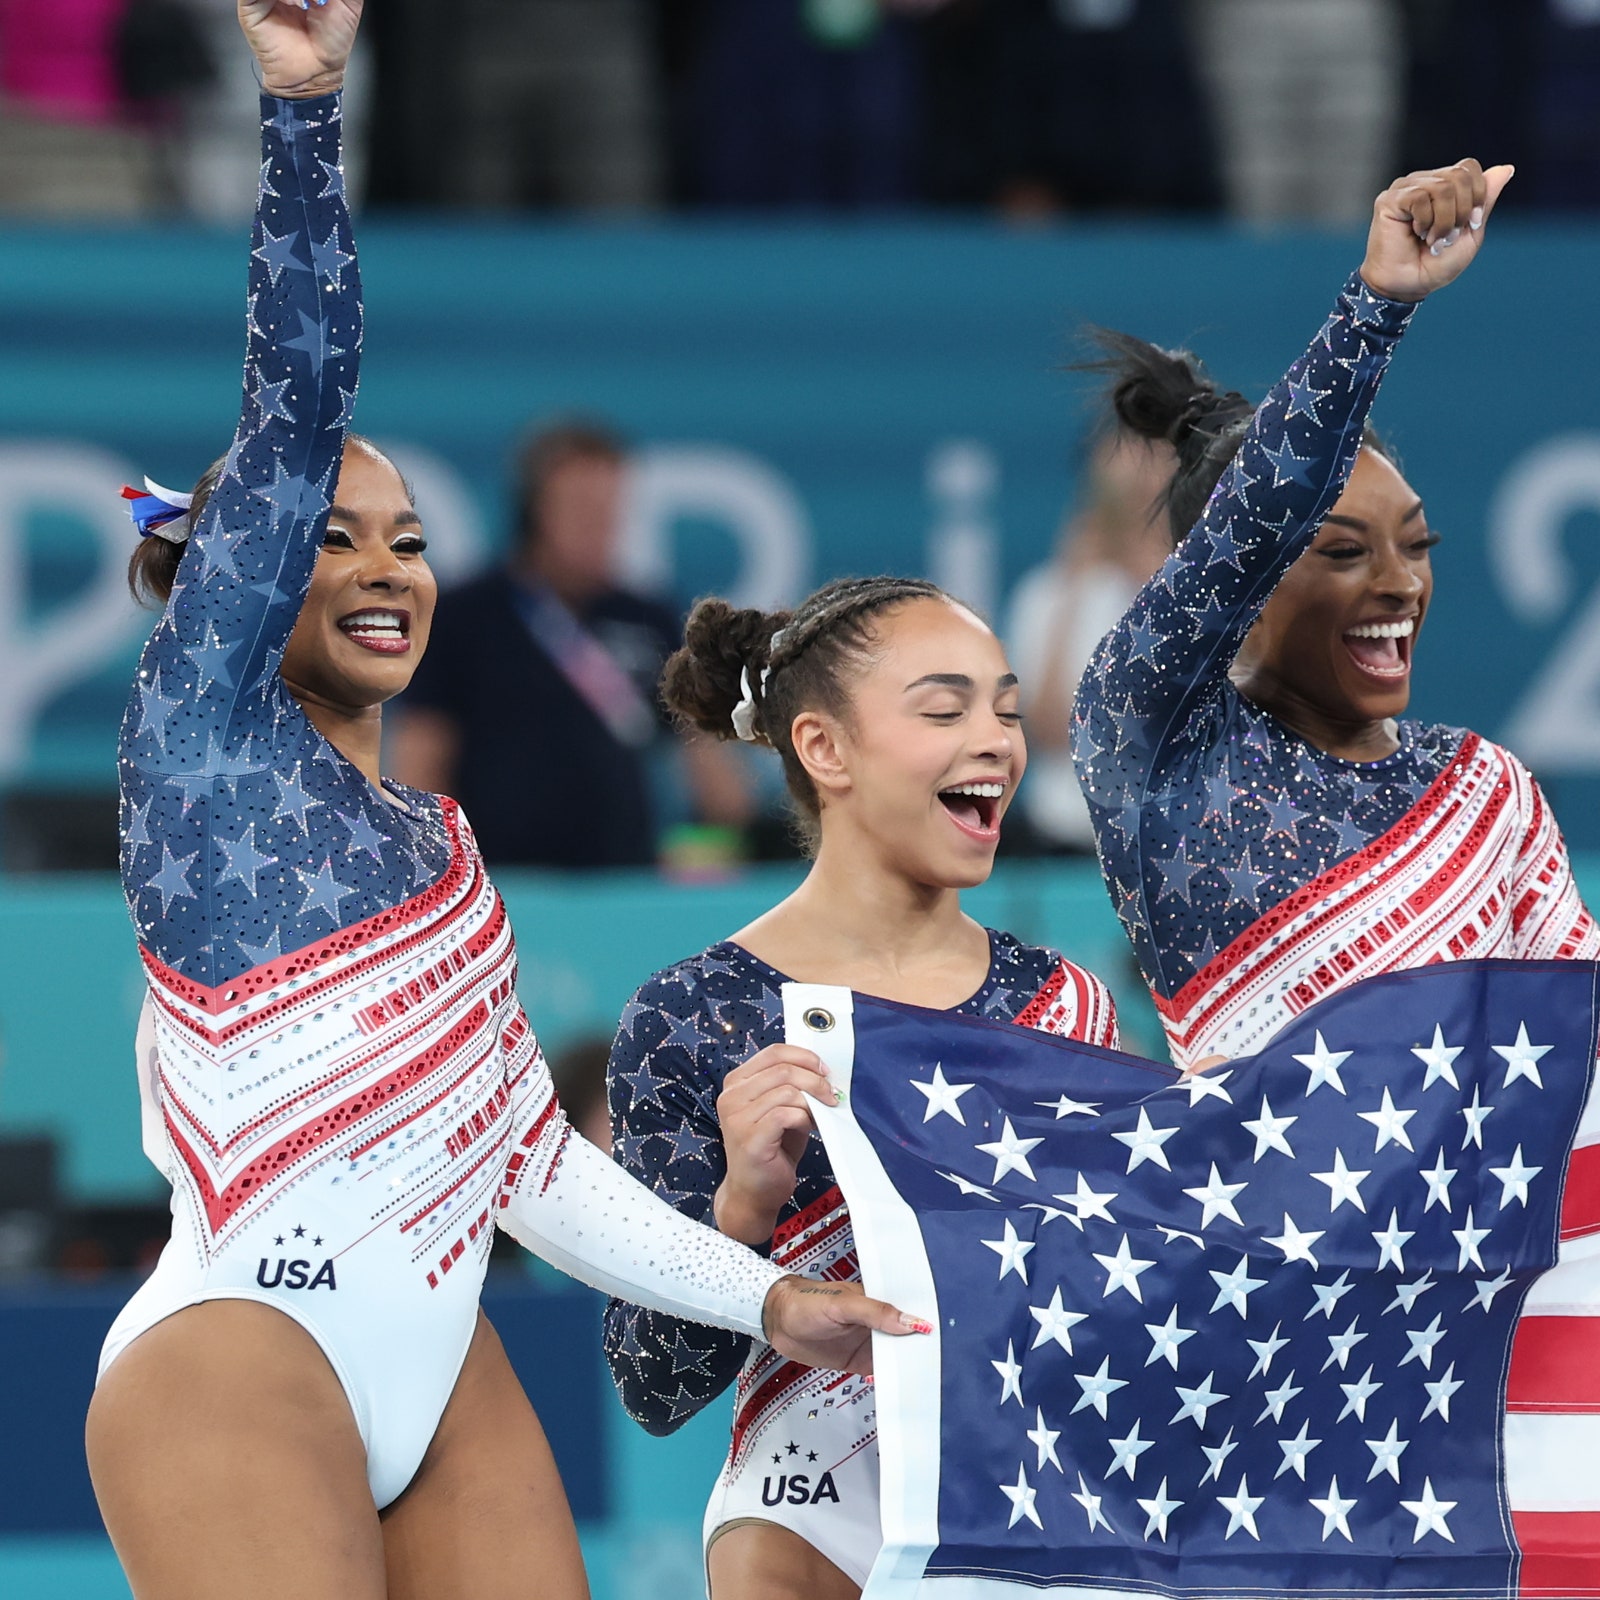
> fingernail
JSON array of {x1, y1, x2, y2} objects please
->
[
  {"x1": 1428, "y1": 238, "x2": 1447, "y2": 257},
  {"x1": 900, "y1": 1313, "x2": 934, "y2": 1334},
  {"x1": 832, "y1": 1089, "x2": 844, "y2": 1106},
  {"x1": 1470, "y1": 205, "x2": 1484, "y2": 230}
]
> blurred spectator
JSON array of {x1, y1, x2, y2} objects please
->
[
  {"x1": 1004, "y1": 430, "x2": 1173, "y2": 852},
  {"x1": 390, "y1": 421, "x2": 752, "y2": 869},
  {"x1": 549, "y1": 1036, "x2": 615, "y2": 1151},
  {"x1": 370, "y1": 0, "x2": 661, "y2": 208},
  {"x1": 1403, "y1": 0, "x2": 1600, "y2": 211},
  {"x1": 681, "y1": 0, "x2": 922, "y2": 206},
  {"x1": 921, "y1": 0, "x2": 1218, "y2": 217},
  {"x1": 1189, "y1": 0, "x2": 1404, "y2": 225}
]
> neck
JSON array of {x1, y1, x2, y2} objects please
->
[
  {"x1": 287, "y1": 683, "x2": 386, "y2": 789},
  {"x1": 515, "y1": 548, "x2": 597, "y2": 609},
  {"x1": 1231, "y1": 667, "x2": 1400, "y2": 761}
]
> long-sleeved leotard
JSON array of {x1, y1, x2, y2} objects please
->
[
  {"x1": 1071, "y1": 271, "x2": 1595, "y2": 1069},
  {"x1": 102, "y1": 94, "x2": 788, "y2": 1511},
  {"x1": 1073, "y1": 274, "x2": 1600, "y2": 1587},
  {"x1": 604, "y1": 935, "x2": 1119, "y2": 1583}
]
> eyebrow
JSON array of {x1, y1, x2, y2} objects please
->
[
  {"x1": 328, "y1": 504, "x2": 423, "y2": 529},
  {"x1": 904, "y1": 672, "x2": 1020, "y2": 693},
  {"x1": 1321, "y1": 499, "x2": 1426, "y2": 532}
]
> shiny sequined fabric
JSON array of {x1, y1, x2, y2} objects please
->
[
  {"x1": 119, "y1": 94, "x2": 452, "y2": 987},
  {"x1": 603, "y1": 933, "x2": 1120, "y2": 1435},
  {"x1": 1069, "y1": 273, "x2": 1463, "y2": 1003}
]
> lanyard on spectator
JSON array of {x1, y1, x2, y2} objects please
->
[{"x1": 510, "y1": 581, "x2": 658, "y2": 750}]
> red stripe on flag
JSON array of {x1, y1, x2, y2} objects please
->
[
  {"x1": 1561, "y1": 1143, "x2": 1600, "y2": 1241},
  {"x1": 1515, "y1": 1511, "x2": 1600, "y2": 1597},
  {"x1": 1509, "y1": 1316, "x2": 1600, "y2": 1413}
]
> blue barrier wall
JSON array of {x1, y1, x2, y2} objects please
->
[{"x1": 4, "y1": 222, "x2": 1600, "y2": 832}]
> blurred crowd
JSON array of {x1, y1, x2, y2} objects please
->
[{"x1": 3, "y1": 0, "x2": 1600, "y2": 220}]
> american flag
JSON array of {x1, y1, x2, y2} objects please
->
[{"x1": 791, "y1": 960, "x2": 1600, "y2": 1598}]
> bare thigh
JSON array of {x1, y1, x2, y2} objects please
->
[
  {"x1": 86, "y1": 1300, "x2": 384, "y2": 1600},
  {"x1": 380, "y1": 1310, "x2": 590, "y2": 1600},
  {"x1": 708, "y1": 1521, "x2": 860, "y2": 1600}
]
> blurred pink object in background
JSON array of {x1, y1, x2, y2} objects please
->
[{"x1": 0, "y1": 0, "x2": 127, "y2": 123}]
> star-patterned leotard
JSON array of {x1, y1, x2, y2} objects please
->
[
  {"x1": 604, "y1": 934, "x2": 1119, "y2": 1585},
  {"x1": 99, "y1": 92, "x2": 819, "y2": 1511},
  {"x1": 1072, "y1": 274, "x2": 1600, "y2": 1577},
  {"x1": 1070, "y1": 271, "x2": 1595, "y2": 1070}
]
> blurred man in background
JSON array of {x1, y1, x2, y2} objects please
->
[{"x1": 391, "y1": 421, "x2": 751, "y2": 869}]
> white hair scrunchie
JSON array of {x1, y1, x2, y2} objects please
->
[{"x1": 731, "y1": 667, "x2": 760, "y2": 742}]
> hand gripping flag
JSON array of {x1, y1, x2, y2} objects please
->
[{"x1": 787, "y1": 960, "x2": 1600, "y2": 1600}]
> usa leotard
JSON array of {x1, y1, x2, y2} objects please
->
[
  {"x1": 101, "y1": 92, "x2": 786, "y2": 1510},
  {"x1": 604, "y1": 936, "x2": 1119, "y2": 1585},
  {"x1": 1070, "y1": 271, "x2": 1598, "y2": 1069}
]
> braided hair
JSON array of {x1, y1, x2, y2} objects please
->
[
  {"x1": 663, "y1": 574, "x2": 951, "y2": 852},
  {"x1": 1078, "y1": 329, "x2": 1390, "y2": 546}
]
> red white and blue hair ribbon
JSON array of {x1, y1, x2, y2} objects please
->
[{"x1": 121, "y1": 478, "x2": 193, "y2": 544}]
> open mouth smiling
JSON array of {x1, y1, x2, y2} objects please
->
[
  {"x1": 1341, "y1": 616, "x2": 1414, "y2": 684},
  {"x1": 937, "y1": 780, "x2": 1006, "y2": 842},
  {"x1": 337, "y1": 608, "x2": 412, "y2": 655}
]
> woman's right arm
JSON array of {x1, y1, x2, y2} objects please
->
[{"x1": 1072, "y1": 160, "x2": 1510, "y2": 812}]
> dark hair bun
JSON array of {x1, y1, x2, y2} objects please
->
[{"x1": 662, "y1": 598, "x2": 793, "y2": 740}]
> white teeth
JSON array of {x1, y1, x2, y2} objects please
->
[
  {"x1": 1345, "y1": 619, "x2": 1414, "y2": 640},
  {"x1": 342, "y1": 611, "x2": 403, "y2": 633},
  {"x1": 945, "y1": 782, "x2": 1005, "y2": 798}
]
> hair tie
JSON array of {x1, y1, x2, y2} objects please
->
[
  {"x1": 121, "y1": 477, "x2": 193, "y2": 544},
  {"x1": 731, "y1": 666, "x2": 761, "y2": 742}
]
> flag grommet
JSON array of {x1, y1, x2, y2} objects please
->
[{"x1": 803, "y1": 1007, "x2": 836, "y2": 1033}]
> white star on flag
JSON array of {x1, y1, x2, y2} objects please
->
[
  {"x1": 1209, "y1": 1255, "x2": 1266, "y2": 1317},
  {"x1": 1421, "y1": 1362, "x2": 1465, "y2": 1422},
  {"x1": 1094, "y1": 1234, "x2": 1156, "y2": 1302},
  {"x1": 1460, "y1": 1086, "x2": 1495, "y2": 1149},
  {"x1": 1312, "y1": 1149, "x2": 1370, "y2": 1213},
  {"x1": 1411, "y1": 1025, "x2": 1463, "y2": 1090},
  {"x1": 1137, "y1": 1477, "x2": 1182, "y2": 1541},
  {"x1": 981, "y1": 1219, "x2": 1034, "y2": 1283},
  {"x1": 1027, "y1": 1407, "x2": 1062, "y2": 1472},
  {"x1": 1400, "y1": 1478, "x2": 1457, "y2": 1543},
  {"x1": 1337, "y1": 1366, "x2": 1383, "y2": 1423},
  {"x1": 991, "y1": 1340, "x2": 1024, "y2": 1406},
  {"x1": 1144, "y1": 1304, "x2": 1196, "y2": 1369},
  {"x1": 1028, "y1": 1286, "x2": 1087, "y2": 1353},
  {"x1": 1489, "y1": 1144, "x2": 1541, "y2": 1209},
  {"x1": 1035, "y1": 1094, "x2": 1100, "y2": 1119},
  {"x1": 1384, "y1": 1272, "x2": 1435, "y2": 1315},
  {"x1": 1247, "y1": 1322, "x2": 1290, "y2": 1378},
  {"x1": 1371, "y1": 1209, "x2": 1415, "y2": 1272},
  {"x1": 1199, "y1": 1427, "x2": 1238, "y2": 1485},
  {"x1": 1071, "y1": 1357, "x2": 1127, "y2": 1418},
  {"x1": 1493, "y1": 1022, "x2": 1553, "y2": 1089},
  {"x1": 1171, "y1": 1370, "x2": 1228, "y2": 1428},
  {"x1": 1365, "y1": 1419, "x2": 1409, "y2": 1482},
  {"x1": 1307, "y1": 1270, "x2": 1356, "y2": 1319},
  {"x1": 1054, "y1": 1172, "x2": 1117, "y2": 1226},
  {"x1": 938, "y1": 1170, "x2": 997, "y2": 1199},
  {"x1": 975, "y1": 1116, "x2": 1044, "y2": 1183},
  {"x1": 1107, "y1": 1419, "x2": 1154, "y2": 1480},
  {"x1": 1071, "y1": 1472, "x2": 1112, "y2": 1533},
  {"x1": 1264, "y1": 1212, "x2": 1324, "y2": 1266},
  {"x1": 1322, "y1": 1317, "x2": 1367, "y2": 1372},
  {"x1": 911, "y1": 1063, "x2": 976, "y2": 1123},
  {"x1": 1420, "y1": 1149, "x2": 1457, "y2": 1213},
  {"x1": 1275, "y1": 1420, "x2": 1321, "y2": 1480},
  {"x1": 1000, "y1": 1462, "x2": 1043, "y2": 1529},
  {"x1": 1357, "y1": 1087, "x2": 1418, "y2": 1153},
  {"x1": 1182, "y1": 1162, "x2": 1249, "y2": 1228},
  {"x1": 1112, "y1": 1107, "x2": 1180, "y2": 1173},
  {"x1": 1176, "y1": 1067, "x2": 1233, "y2": 1105},
  {"x1": 1452, "y1": 1207, "x2": 1491, "y2": 1271},
  {"x1": 1311, "y1": 1476, "x2": 1358, "y2": 1542},
  {"x1": 1241, "y1": 1095, "x2": 1298, "y2": 1162},
  {"x1": 1400, "y1": 1314, "x2": 1446, "y2": 1371},
  {"x1": 1218, "y1": 1475, "x2": 1265, "y2": 1540},
  {"x1": 1293, "y1": 1031, "x2": 1351, "y2": 1095},
  {"x1": 1257, "y1": 1371, "x2": 1303, "y2": 1424},
  {"x1": 1470, "y1": 1267, "x2": 1515, "y2": 1312}
]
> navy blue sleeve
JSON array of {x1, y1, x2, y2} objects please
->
[
  {"x1": 1071, "y1": 274, "x2": 1414, "y2": 949},
  {"x1": 601, "y1": 974, "x2": 752, "y2": 1435}
]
